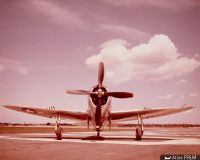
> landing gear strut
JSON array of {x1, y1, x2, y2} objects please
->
[
  {"x1": 108, "y1": 118, "x2": 111, "y2": 130},
  {"x1": 135, "y1": 113, "x2": 143, "y2": 140},
  {"x1": 55, "y1": 114, "x2": 63, "y2": 140},
  {"x1": 97, "y1": 130, "x2": 100, "y2": 137}
]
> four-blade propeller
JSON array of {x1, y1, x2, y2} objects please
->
[{"x1": 66, "y1": 62, "x2": 134, "y2": 99}]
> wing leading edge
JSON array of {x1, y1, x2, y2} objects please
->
[
  {"x1": 2, "y1": 105, "x2": 88, "y2": 120},
  {"x1": 109, "y1": 106, "x2": 193, "y2": 121},
  {"x1": 2, "y1": 105, "x2": 193, "y2": 122}
]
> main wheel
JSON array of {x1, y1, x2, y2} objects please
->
[
  {"x1": 135, "y1": 127, "x2": 143, "y2": 140},
  {"x1": 55, "y1": 126, "x2": 63, "y2": 140}
]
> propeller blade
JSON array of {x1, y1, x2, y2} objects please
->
[
  {"x1": 104, "y1": 92, "x2": 133, "y2": 98},
  {"x1": 66, "y1": 90, "x2": 90, "y2": 95},
  {"x1": 98, "y1": 62, "x2": 104, "y2": 88}
]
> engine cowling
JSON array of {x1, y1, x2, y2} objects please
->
[{"x1": 90, "y1": 85, "x2": 108, "y2": 106}]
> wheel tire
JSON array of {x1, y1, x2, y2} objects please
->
[
  {"x1": 55, "y1": 127, "x2": 63, "y2": 140},
  {"x1": 136, "y1": 127, "x2": 142, "y2": 140}
]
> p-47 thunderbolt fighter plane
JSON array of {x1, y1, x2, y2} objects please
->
[{"x1": 2, "y1": 62, "x2": 192, "y2": 140}]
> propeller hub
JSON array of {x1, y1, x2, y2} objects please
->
[{"x1": 96, "y1": 88, "x2": 104, "y2": 97}]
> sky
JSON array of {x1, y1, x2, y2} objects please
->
[{"x1": 0, "y1": 0, "x2": 200, "y2": 124}]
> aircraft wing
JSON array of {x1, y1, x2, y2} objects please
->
[
  {"x1": 109, "y1": 106, "x2": 193, "y2": 121},
  {"x1": 2, "y1": 105, "x2": 88, "y2": 120}
]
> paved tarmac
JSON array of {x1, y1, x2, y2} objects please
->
[{"x1": 0, "y1": 127, "x2": 200, "y2": 160}]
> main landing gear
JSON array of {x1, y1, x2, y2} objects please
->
[
  {"x1": 135, "y1": 113, "x2": 144, "y2": 140},
  {"x1": 55, "y1": 114, "x2": 63, "y2": 140}
]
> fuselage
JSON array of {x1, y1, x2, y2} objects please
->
[{"x1": 87, "y1": 85, "x2": 111, "y2": 130}]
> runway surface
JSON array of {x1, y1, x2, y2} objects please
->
[{"x1": 0, "y1": 127, "x2": 200, "y2": 160}]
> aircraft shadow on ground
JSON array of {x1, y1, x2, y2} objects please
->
[{"x1": 20, "y1": 135, "x2": 174, "y2": 141}]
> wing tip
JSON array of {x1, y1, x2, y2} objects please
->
[
  {"x1": 181, "y1": 105, "x2": 194, "y2": 111},
  {"x1": 1, "y1": 105, "x2": 17, "y2": 110},
  {"x1": 1, "y1": 105, "x2": 9, "y2": 108}
]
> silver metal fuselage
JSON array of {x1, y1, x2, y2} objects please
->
[{"x1": 87, "y1": 85, "x2": 111, "y2": 130}]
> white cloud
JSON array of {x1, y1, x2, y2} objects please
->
[
  {"x1": 158, "y1": 94, "x2": 173, "y2": 100},
  {"x1": 100, "y1": 39, "x2": 130, "y2": 48},
  {"x1": 0, "y1": 58, "x2": 29, "y2": 75},
  {"x1": 101, "y1": 0, "x2": 200, "y2": 11},
  {"x1": 99, "y1": 24, "x2": 149, "y2": 39},
  {"x1": 194, "y1": 53, "x2": 199, "y2": 58},
  {"x1": 175, "y1": 79, "x2": 187, "y2": 85},
  {"x1": 85, "y1": 34, "x2": 200, "y2": 83},
  {"x1": 23, "y1": 0, "x2": 88, "y2": 29},
  {"x1": 87, "y1": 46, "x2": 94, "y2": 52},
  {"x1": 180, "y1": 95, "x2": 185, "y2": 99},
  {"x1": 0, "y1": 57, "x2": 71, "y2": 75},
  {"x1": 36, "y1": 65, "x2": 70, "y2": 71},
  {"x1": 190, "y1": 93, "x2": 199, "y2": 97}
]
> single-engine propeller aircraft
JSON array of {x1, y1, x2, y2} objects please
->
[{"x1": 2, "y1": 62, "x2": 193, "y2": 140}]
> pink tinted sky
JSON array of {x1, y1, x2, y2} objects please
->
[{"x1": 0, "y1": 0, "x2": 200, "y2": 124}]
